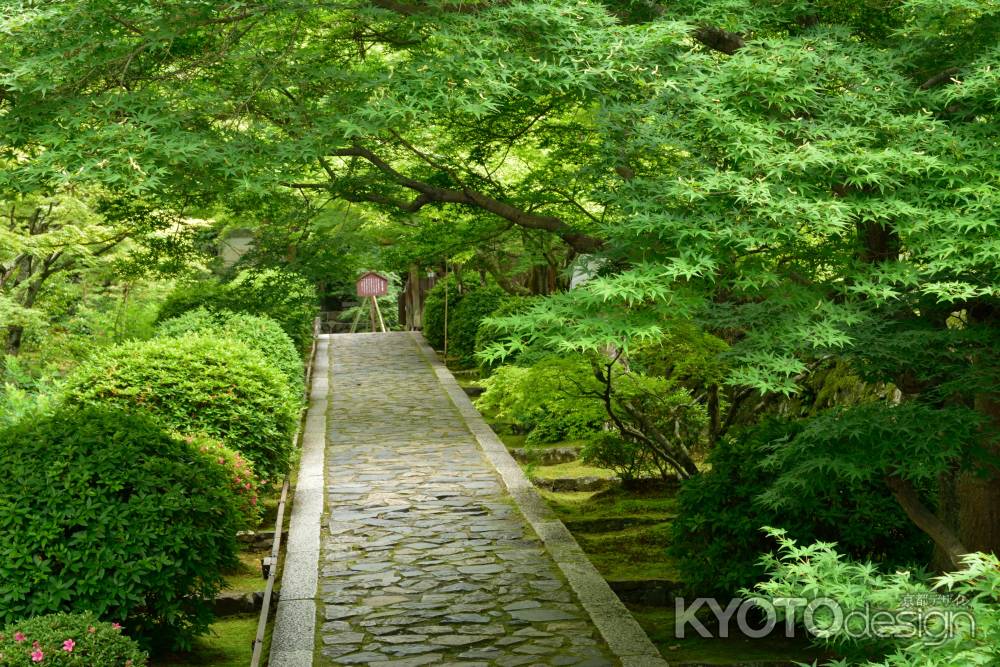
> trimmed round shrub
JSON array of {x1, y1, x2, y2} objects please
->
[
  {"x1": 448, "y1": 284, "x2": 505, "y2": 368},
  {"x1": 0, "y1": 408, "x2": 243, "y2": 650},
  {"x1": 156, "y1": 308, "x2": 304, "y2": 400},
  {"x1": 157, "y1": 269, "x2": 318, "y2": 353},
  {"x1": 63, "y1": 335, "x2": 298, "y2": 480},
  {"x1": 669, "y1": 418, "x2": 931, "y2": 598},
  {"x1": 0, "y1": 613, "x2": 147, "y2": 666},
  {"x1": 187, "y1": 435, "x2": 262, "y2": 528},
  {"x1": 154, "y1": 306, "x2": 218, "y2": 338}
]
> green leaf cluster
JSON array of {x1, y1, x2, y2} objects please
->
[
  {"x1": 752, "y1": 530, "x2": 1000, "y2": 666},
  {"x1": 157, "y1": 268, "x2": 318, "y2": 353},
  {"x1": 670, "y1": 418, "x2": 930, "y2": 598}
]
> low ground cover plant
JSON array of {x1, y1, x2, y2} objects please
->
[{"x1": 0, "y1": 613, "x2": 147, "y2": 666}]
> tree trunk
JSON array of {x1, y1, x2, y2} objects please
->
[
  {"x1": 5, "y1": 325, "x2": 24, "y2": 356},
  {"x1": 958, "y1": 394, "x2": 1000, "y2": 556}
]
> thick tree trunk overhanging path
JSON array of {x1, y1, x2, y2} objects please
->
[{"x1": 270, "y1": 332, "x2": 663, "y2": 666}]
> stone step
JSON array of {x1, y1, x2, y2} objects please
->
[{"x1": 510, "y1": 446, "x2": 580, "y2": 465}]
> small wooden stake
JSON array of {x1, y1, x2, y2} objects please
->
[{"x1": 372, "y1": 295, "x2": 387, "y2": 332}]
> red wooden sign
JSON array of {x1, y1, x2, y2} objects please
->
[{"x1": 356, "y1": 271, "x2": 388, "y2": 297}]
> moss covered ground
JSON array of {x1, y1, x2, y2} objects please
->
[
  {"x1": 150, "y1": 615, "x2": 265, "y2": 667},
  {"x1": 521, "y1": 447, "x2": 832, "y2": 664}
]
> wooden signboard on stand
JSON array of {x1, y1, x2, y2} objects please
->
[{"x1": 352, "y1": 272, "x2": 388, "y2": 333}]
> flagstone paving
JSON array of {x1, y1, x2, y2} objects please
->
[{"x1": 317, "y1": 332, "x2": 618, "y2": 667}]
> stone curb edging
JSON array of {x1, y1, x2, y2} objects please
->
[
  {"x1": 268, "y1": 336, "x2": 331, "y2": 667},
  {"x1": 410, "y1": 332, "x2": 669, "y2": 667}
]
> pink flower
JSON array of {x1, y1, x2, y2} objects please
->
[
  {"x1": 13, "y1": 632, "x2": 25, "y2": 643},
  {"x1": 87, "y1": 626, "x2": 96, "y2": 634},
  {"x1": 111, "y1": 623, "x2": 122, "y2": 630},
  {"x1": 218, "y1": 457, "x2": 225, "y2": 465},
  {"x1": 62, "y1": 639, "x2": 75, "y2": 652},
  {"x1": 244, "y1": 482, "x2": 251, "y2": 490},
  {"x1": 30, "y1": 649, "x2": 43, "y2": 662}
]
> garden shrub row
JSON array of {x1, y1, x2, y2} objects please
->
[
  {"x1": 0, "y1": 409, "x2": 242, "y2": 656},
  {"x1": 0, "y1": 270, "x2": 316, "y2": 659}
]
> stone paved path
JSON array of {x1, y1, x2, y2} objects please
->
[{"x1": 317, "y1": 333, "x2": 618, "y2": 666}]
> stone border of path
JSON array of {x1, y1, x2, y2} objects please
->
[
  {"x1": 411, "y1": 332, "x2": 669, "y2": 667},
  {"x1": 268, "y1": 335, "x2": 330, "y2": 667}
]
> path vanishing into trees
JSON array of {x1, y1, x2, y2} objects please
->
[{"x1": 269, "y1": 332, "x2": 664, "y2": 667}]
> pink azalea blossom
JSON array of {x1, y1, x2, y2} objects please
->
[
  {"x1": 111, "y1": 623, "x2": 122, "y2": 630},
  {"x1": 30, "y1": 649, "x2": 43, "y2": 662},
  {"x1": 13, "y1": 632, "x2": 25, "y2": 643},
  {"x1": 62, "y1": 639, "x2": 75, "y2": 652}
]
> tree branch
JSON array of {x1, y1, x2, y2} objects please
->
[
  {"x1": 323, "y1": 145, "x2": 604, "y2": 252},
  {"x1": 692, "y1": 26, "x2": 746, "y2": 55},
  {"x1": 368, "y1": 0, "x2": 509, "y2": 15},
  {"x1": 919, "y1": 67, "x2": 960, "y2": 90},
  {"x1": 886, "y1": 475, "x2": 968, "y2": 570}
]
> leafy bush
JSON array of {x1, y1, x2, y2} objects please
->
[
  {"x1": 476, "y1": 356, "x2": 606, "y2": 444},
  {"x1": 581, "y1": 431, "x2": 659, "y2": 484},
  {"x1": 63, "y1": 335, "x2": 298, "y2": 480},
  {"x1": 447, "y1": 284, "x2": 505, "y2": 367},
  {"x1": 188, "y1": 436, "x2": 262, "y2": 528},
  {"x1": 0, "y1": 408, "x2": 242, "y2": 650},
  {"x1": 421, "y1": 276, "x2": 461, "y2": 350},
  {"x1": 670, "y1": 418, "x2": 931, "y2": 598},
  {"x1": 154, "y1": 306, "x2": 218, "y2": 337},
  {"x1": 751, "y1": 531, "x2": 999, "y2": 666},
  {"x1": 155, "y1": 280, "x2": 228, "y2": 325},
  {"x1": 0, "y1": 356, "x2": 58, "y2": 427},
  {"x1": 0, "y1": 613, "x2": 147, "y2": 666},
  {"x1": 157, "y1": 268, "x2": 317, "y2": 352},
  {"x1": 156, "y1": 308, "x2": 304, "y2": 399}
]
